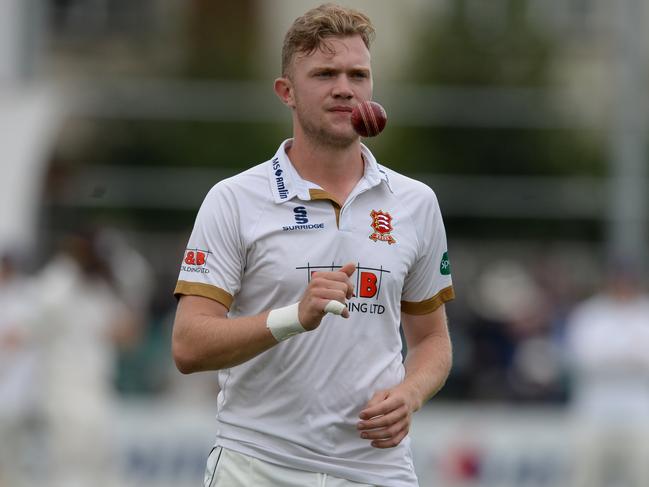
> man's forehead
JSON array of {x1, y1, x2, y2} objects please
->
[{"x1": 295, "y1": 35, "x2": 371, "y2": 67}]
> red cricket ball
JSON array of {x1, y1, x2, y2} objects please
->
[{"x1": 351, "y1": 101, "x2": 387, "y2": 137}]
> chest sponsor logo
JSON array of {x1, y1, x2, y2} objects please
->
[
  {"x1": 272, "y1": 157, "x2": 289, "y2": 199},
  {"x1": 369, "y1": 210, "x2": 396, "y2": 245},
  {"x1": 296, "y1": 263, "x2": 391, "y2": 315},
  {"x1": 181, "y1": 248, "x2": 211, "y2": 273},
  {"x1": 283, "y1": 206, "x2": 325, "y2": 231}
]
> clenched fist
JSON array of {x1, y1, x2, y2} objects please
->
[{"x1": 298, "y1": 262, "x2": 355, "y2": 330}]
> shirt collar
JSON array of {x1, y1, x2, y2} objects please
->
[
  {"x1": 267, "y1": 139, "x2": 392, "y2": 204},
  {"x1": 360, "y1": 142, "x2": 393, "y2": 193},
  {"x1": 267, "y1": 139, "x2": 298, "y2": 203}
]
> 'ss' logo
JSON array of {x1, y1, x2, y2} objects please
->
[{"x1": 294, "y1": 206, "x2": 308, "y2": 224}]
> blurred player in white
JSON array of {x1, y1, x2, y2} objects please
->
[
  {"x1": 36, "y1": 231, "x2": 138, "y2": 487},
  {"x1": 0, "y1": 253, "x2": 41, "y2": 487},
  {"x1": 172, "y1": 4, "x2": 454, "y2": 486},
  {"x1": 565, "y1": 260, "x2": 649, "y2": 487}
]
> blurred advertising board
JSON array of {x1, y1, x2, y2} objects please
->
[{"x1": 112, "y1": 401, "x2": 573, "y2": 487}]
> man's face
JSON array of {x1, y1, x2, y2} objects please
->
[{"x1": 282, "y1": 35, "x2": 373, "y2": 148}]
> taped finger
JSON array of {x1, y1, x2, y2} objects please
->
[{"x1": 324, "y1": 300, "x2": 346, "y2": 315}]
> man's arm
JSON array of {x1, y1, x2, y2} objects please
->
[
  {"x1": 172, "y1": 295, "x2": 276, "y2": 373},
  {"x1": 401, "y1": 304, "x2": 453, "y2": 405},
  {"x1": 357, "y1": 304, "x2": 452, "y2": 448},
  {"x1": 172, "y1": 263, "x2": 355, "y2": 373}
]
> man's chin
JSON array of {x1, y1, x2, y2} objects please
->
[
  {"x1": 317, "y1": 127, "x2": 359, "y2": 148},
  {"x1": 298, "y1": 118, "x2": 359, "y2": 148}
]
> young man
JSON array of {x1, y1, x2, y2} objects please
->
[{"x1": 172, "y1": 4, "x2": 454, "y2": 486}]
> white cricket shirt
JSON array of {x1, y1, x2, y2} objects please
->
[
  {"x1": 175, "y1": 139, "x2": 454, "y2": 486},
  {"x1": 566, "y1": 294, "x2": 649, "y2": 423}
]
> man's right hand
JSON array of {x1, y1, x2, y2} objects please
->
[{"x1": 298, "y1": 262, "x2": 356, "y2": 330}]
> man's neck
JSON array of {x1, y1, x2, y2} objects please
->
[{"x1": 286, "y1": 136, "x2": 364, "y2": 205}]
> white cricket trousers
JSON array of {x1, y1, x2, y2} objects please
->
[{"x1": 204, "y1": 447, "x2": 377, "y2": 487}]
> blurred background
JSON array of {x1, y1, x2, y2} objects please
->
[{"x1": 1, "y1": 0, "x2": 649, "y2": 486}]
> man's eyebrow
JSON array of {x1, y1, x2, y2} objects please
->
[
  {"x1": 308, "y1": 66, "x2": 338, "y2": 73},
  {"x1": 307, "y1": 66, "x2": 370, "y2": 74}
]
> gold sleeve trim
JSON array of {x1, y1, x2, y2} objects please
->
[
  {"x1": 174, "y1": 280, "x2": 234, "y2": 309},
  {"x1": 401, "y1": 286, "x2": 455, "y2": 315}
]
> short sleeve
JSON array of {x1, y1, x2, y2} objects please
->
[
  {"x1": 401, "y1": 190, "x2": 454, "y2": 315},
  {"x1": 174, "y1": 182, "x2": 244, "y2": 309}
]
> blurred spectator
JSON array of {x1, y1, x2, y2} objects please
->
[
  {"x1": 564, "y1": 258, "x2": 649, "y2": 487},
  {"x1": 34, "y1": 230, "x2": 140, "y2": 487},
  {"x1": 95, "y1": 227, "x2": 154, "y2": 320},
  {"x1": 0, "y1": 253, "x2": 42, "y2": 487},
  {"x1": 458, "y1": 259, "x2": 564, "y2": 402}
]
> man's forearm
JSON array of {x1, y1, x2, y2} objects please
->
[
  {"x1": 402, "y1": 331, "x2": 453, "y2": 410},
  {"x1": 173, "y1": 307, "x2": 277, "y2": 373},
  {"x1": 173, "y1": 267, "x2": 355, "y2": 373}
]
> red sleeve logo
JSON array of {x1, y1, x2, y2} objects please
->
[
  {"x1": 183, "y1": 249, "x2": 211, "y2": 266},
  {"x1": 181, "y1": 248, "x2": 212, "y2": 274},
  {"x1": 369, "y1": 210, "x2": 396, "y2": 245}
]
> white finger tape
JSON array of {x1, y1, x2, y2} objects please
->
[
  {"x1": 266, "y1": 302, "x2": 306, "y2": 342},
  {"x1": 324, "y1": 300, "x2": 346, "y2": 315}
]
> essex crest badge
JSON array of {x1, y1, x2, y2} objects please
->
[{"x1": 369, "y1": 210, "x2": 396, "y2": 245}]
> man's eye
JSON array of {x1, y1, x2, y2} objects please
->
[
  {"x1": 352, "y1": 72, "x2": 369, "y2": 79},
  {"x1": 316, "y1": 71, "x2": 334, "y2": 78}
]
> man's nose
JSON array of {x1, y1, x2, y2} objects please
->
[{"x1": 332, "y1": 75, "x2": 354, "y2": 99}]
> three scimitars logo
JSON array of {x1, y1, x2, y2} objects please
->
[{"x1": 369, "y1": 210, "x2": 396, "y2": 245}]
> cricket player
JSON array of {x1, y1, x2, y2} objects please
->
[{"x1": 173, "y1": 4, "x2": 454, "y2": 486}]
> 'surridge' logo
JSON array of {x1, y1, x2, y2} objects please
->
[
  {"x1": 294, "y1": 206, "x2": 308, "y2": 224},
  {"x1": 283, "y1": 206, "x2": 325, "y2": 231}
]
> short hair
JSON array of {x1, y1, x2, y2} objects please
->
[{"x1": 281, "y1": 3, "x2": 375, "y2": 76}]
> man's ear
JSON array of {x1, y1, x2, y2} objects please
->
[{"x1": 274, "y1": 77, "x2": 295, "y2": 108}]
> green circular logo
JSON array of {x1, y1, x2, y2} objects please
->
[{"x1": 440, "y1": 251, "x2": 451, "y2": 275}]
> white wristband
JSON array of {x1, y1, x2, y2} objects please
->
[
  {"x1": 266, "y1": 300, "x2": 347, "y2": 342},
  {"x1": 266, "y1": 303, "x2": 305, "y2": 342}
]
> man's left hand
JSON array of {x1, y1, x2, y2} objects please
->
[{"x1": 356, "y1": 385, "x2": 421, "y2": 449}]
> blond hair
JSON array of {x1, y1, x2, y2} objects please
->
[{"x1": 281, "y1": 3, "x2": 375, "y2": 76}]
